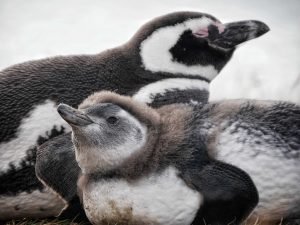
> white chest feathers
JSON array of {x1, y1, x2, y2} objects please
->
[
  {"x1": 214, "y1": 122, "x2": 300, "y2": 218},
  {"x1": 82, "y1": 167, "x2": 202, "y2": 225}
]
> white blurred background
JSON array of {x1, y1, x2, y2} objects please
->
[{"x1": 0, "y1": 0, "x2": 299, "y2": 103}]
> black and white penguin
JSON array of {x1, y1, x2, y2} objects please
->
[
  {"x1": 37, "y1": 92, "x2": 300, "y2": 225},
  {"x1": 55, "y1": 91, "x2": 258, "y2": 225},
  {"x1": 0, "y1": 11, "x2": 269, "y2": 219}
]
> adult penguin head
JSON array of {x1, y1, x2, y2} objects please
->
[{"x1": 127, "y1": 11, "x2": 269, "y2": 82}]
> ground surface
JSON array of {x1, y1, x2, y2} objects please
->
[
  {"x1": 3, "y1": 218, "x2": 286, "y2": 225},
  {"x1": 5, "y1": 219, "x2": 88, "y2": 225}
]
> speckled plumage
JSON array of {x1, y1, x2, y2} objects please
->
[{"x1": 200, "y1": 100, "x2": 300, "y2": 222}]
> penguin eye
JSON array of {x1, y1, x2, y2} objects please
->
[{"x1": 106, "y1": 116, "x2": 119, "y2": 125}]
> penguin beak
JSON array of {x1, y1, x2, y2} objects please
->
[
  {"x1": 57, "y1": 103, "x2": 93, "y2": 126},
  {"x1": 198, "y1": 20, "x2": 269, "y2": 50}
]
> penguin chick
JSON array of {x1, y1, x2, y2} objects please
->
[
  {"x1": 38, "y1": 91, "x2": 300, "y2": 224},
  {"x1": 1, "y1": 11, "x2": 269, "y2": 219},
  {"x1": 56, "y1": 91, "x2": 258, "y2": 225}
]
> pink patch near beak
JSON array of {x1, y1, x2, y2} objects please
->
[
  {"x1": 194, "y1": 22, "x2": 225, "y2": 38},
  {"x1": 194, "y1": 27, "x2": 209, "y2": 38}
]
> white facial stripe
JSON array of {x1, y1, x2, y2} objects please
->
[
  {"x1": 76, "y1": 109, "x2": 147, "y2": 173},
  {"x1": 133, "y1": 78, "x2": 209, "y2": 104},
  {"x1": 0, "y1": 100, "x2": 70, "y2": 172},
  {"x1": 140, "y1": 17, "x2": 218, "y2": 80},
  {"x1": 84, "y1": 167, "x2": 202, "y2": 225}
]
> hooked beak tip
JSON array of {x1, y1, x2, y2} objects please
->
[
  {"x1": 57, "y1": 103, "x2": 67, "y2": 114},
  {"x1": 57, "y1": 103, "x2": 71, "y2": 118},
  {"x1": 256, "y1": 21, "x2": 270, "y2": 36}
]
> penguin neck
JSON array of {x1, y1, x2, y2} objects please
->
[
  {"x1": 98, "y1": 44, "x2": 212, "y2": 106},
  {"x1": 133, "y1": 77, "x2": 210, "y2": 107},
  {"x1": 94, "y1": 46, "x2": 158, "y2": 94}
]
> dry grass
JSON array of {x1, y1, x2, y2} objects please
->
[
  {"x1": 4, "y1": 218, "x2": 88, "y2": 225},
  {"x1": 4, "y1": 217, "x2": 292, "y2": 225}
]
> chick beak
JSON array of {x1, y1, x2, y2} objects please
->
[{"x1": 57, "y1": 103, "x2": 93, "y2": 126}]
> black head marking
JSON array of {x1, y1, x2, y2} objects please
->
[{"x1": 170, "y1": 30, "x2": 234, "y2": 71}]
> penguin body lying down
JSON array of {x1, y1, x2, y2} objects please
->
[
  {"x1": 0, "y1": 11, "x2": 269, "y2": 219},
  {"x1": 36, "y1": 92, "x2": 300, "y2": 224},
  {"x1": 55, "y1": 91, "x2": 258, "y2": 225}
]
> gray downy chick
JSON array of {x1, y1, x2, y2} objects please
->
[{"x1": 56, "y1": 91, "x2": 259, "y2": 225}]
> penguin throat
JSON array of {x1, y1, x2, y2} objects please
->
[{"x1": 133, "y1": 78, "x2": 210, "y2": 106}]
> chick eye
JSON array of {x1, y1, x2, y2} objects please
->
[{"x1": 106, "y1": 116, "x2": 118, "y2": 125}]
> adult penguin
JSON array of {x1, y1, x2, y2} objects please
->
[{"x1": 0, "y1": 11, "x2": 268, "y2": 219}]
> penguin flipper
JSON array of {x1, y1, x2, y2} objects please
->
[
  {"x1": 57, "y1": 195, "x2": 90, "y2": 223},
  {"x1": 35, "y1": 132, "x2": 85, "y2": 220},
  {"x1": 185, "y1": 160, "x2": 259, "y2": 225}
]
